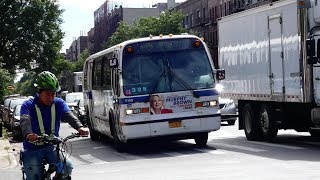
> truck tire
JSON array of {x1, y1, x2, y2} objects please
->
[
  {"x1": 258, "y1": 104, "x2": 278, "y2": 141},
  {"x1": 309, "y1": 129, "x2": 320, "y2": 137},
  {"x1": 194, "y1": 132, "x2": 208, "y2": 147},
  {"x1": 243, "y1": 103, "x2": 261, "y2": 141},
  {"x1": 227, "y1": 120, "x2": 236, "y2": 125}
]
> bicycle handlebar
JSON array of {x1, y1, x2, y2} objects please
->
[{"x1": 35, "y1": 133, "x2": 81, "y2": 145}]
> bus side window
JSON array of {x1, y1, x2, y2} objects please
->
[
  {"x1": 83, "y1": 61, "x2": 88, "y2": 90},
  {"x1": 93, "y1": 58, "x2": 102, "y2": 90},
  {"x1": 102, "y1": 57, "x2": 112, "y2": 90}
]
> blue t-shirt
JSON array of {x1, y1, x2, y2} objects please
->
[{"x1": 20, "y1": 94, "x2": 70, "y2": 150}]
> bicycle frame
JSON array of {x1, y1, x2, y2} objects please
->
[{"x1": 20, "y1": 133, "x2": 80, "y2": 180}]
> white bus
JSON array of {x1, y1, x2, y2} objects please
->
[{"x1": 83, "y1": 34, "x2": 225, "y2": 151}]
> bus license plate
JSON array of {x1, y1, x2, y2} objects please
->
[{"x1": 169, "y1": 121, "x2": 182, "y2": 128}]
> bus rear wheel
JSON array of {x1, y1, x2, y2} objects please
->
[{"x1": 194, "y1": 132, "x2": 208, "y2": 147}]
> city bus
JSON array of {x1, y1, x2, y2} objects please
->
[{"x1": 83, "y1": 34, "x2": 225, "y2": 151}]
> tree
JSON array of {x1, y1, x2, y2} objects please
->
[
  {"x1": 52, "y1": 54, "x2": 74, "y2": 75},
  {"x1": 13, "y1": 72, "x2": 37, "y2": 96},
  {"x1": 106, "y1": 11, "x2": 186, "y2": 47},
  {"x1": 0, "y1": 0, "x2": 64, "y2": 74},
  {"x1": 0, "y1": 63, "x2": 13, "y2": 102},
  {"x1": 73, "y1": 49, "x2": 89, "y2": 72}
]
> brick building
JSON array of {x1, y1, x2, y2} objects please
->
[
  {"x1": 175, "y1": 0, "x2": 273, "y2": 68},
  {"x1": 91, "y1": 0, "x2": 181, "y2": 54},
  {"x1": 65, "y1": 36, "x2": 88, "y2": 61}
]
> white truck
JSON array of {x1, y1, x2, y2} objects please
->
[{"x1": 218, "y1": 0, "x2": 320, "y2": 140}]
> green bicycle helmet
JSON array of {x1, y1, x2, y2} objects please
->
[{"x1": 34, "y1": 71, "x2": 61, "y2": 92}]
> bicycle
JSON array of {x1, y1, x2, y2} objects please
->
[{"x1": 20, "y1": 133, "x2": 82, "y2": 180}]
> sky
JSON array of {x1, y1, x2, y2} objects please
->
[{"x1": 58, "y1": 0, "x2": 186, "y2": 53}]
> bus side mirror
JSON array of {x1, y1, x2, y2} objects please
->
[
  {"x1": 109, "y1": 57, "x2": 118, "y2": 67},
  {"x1": 216, "y1": 69, "x2": 225, "y2": 80}
]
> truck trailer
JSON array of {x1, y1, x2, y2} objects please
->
[{"x1": 218, "y1": 0, "x2": 320, "y2": 140}]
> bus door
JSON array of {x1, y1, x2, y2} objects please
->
[
  {"x1": 91, "y1": 58, "x2": 104, "y2": 132},
  {"x1": 110, "y1": 55, "x2": 121, "y2": 125}
]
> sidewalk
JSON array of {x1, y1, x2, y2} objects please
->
[{"x1": 0, "y1": 129, "x2": 18, "y2": 169}]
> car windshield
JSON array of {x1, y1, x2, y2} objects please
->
[
  {"x1": 122, "y1": 38, "x2": 214, "y2": 96},
  {"x1": 65, "y1": 93, "x2": 84, "y2": 107},
  {"x1": 10, "y1": 98, "x2": 28, "y2": 109},
  {"x1": 14, "y1": 105, "x2": 21, "y2": 116},
  {"x1": 4, "y1": 98, "x2": 12, "y2": 107}
]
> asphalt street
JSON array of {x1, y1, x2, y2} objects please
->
[{"x1": 2, "y1": 121, "x2": 320, "y2": 180}]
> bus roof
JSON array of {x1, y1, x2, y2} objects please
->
[{"x1": 85, "y1": 34, "x2": 202, "y2": 62}]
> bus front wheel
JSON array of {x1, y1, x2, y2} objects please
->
[
  {"x1": 111, "y1": 119, "x2": 127, "y2": 152},
  {"x1": 87, "y1": 114, "x2": 100, "y2": 141},
  {"x1": 194, "y1": 132, "x2": 208, "y2": 147}
]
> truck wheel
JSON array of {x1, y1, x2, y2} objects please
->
[
  {"x1": 309, "y1": 129, "x2": 320, "y2": 137},
  {"x1": 194, "y1": 132, "x2": 208, "y2": 147},
  {"x1": 227, "y1": 120, "x2": 236, "y2": 125},
  {"x1": 259, "y1": 104, "x2": 278, "y2": 141},
  {"x1": 243, "y1": 103, "x2": 261, "y2": 141},
  {"x1": 87, "y1": 114, "x2": 100, "y2": 141}
]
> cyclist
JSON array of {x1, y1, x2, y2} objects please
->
[{"x1": 20, "y1": 71, "x2": 89, "y2": 180}]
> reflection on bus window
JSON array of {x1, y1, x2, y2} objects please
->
[{"x1": 122, "y1": 39, "x2": 214, "y2": 96}]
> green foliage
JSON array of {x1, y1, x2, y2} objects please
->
[
  {"x1": 73, "y1": 49, "x2": 89, "y2": 72},
  {"x1": 52, "y1": 54, "x2": 74, "y2": 75},
  {"x1": 0, "y1": 64, "x2": 13, "y2": 102},
  {"x1": 0, "y1": 0, "x2": 64, "y2": 74},
  {"x1": 106, "y1": 11, "x2": 186, "y2": 47},
  {"x1": 13, "y1": 72, "x2": 37, "y2": 96}
]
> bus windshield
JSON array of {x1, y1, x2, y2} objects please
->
[{"x1": 122, "y1": 38, "x2": 214, "y2": 96}]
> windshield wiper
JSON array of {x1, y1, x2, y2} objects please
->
[
  {"x1": 147, "y1": 58, "x2": 199, "y2": 99},
  {"x1": 149, "y1": 66, "x2": 168, "y2": 95},
  {"x1": 164, "y1": 59, "x2": 199, "y2": 98}
]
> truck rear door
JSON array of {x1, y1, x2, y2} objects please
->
[{"x1": 268, "y1": 14, "x2": 284, "y2": 99}]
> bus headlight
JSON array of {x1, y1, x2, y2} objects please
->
[
  {"x1": 125, "y1": 108, "x2": 149, "y2": 115},
  {"x1": 195, "y1": 100, "x2": 218, "y2": 108}
]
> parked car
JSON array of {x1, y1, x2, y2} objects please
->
[
  {"x1": 9, "y1": 104, "x2": 22, "y2": 140},
  {"x1": 2, "y1": 96, "x2": 29, "y2": 130},
  {"x1": 0, "y1": 94, "x2": 20, "y2": 118},
  {"x1": 219, "y1": 97, "x2": 238, "y2": 125},
  {"x1": 65, "y1": 92, "x2": 86, "y2": 125}
]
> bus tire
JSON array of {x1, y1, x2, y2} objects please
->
[
  {"x1": 258, "y1": 104, "x2": 278, "y2": 141},
  {"x1": 110, "y1": 119, "x2": 127, "y2": 152},
  {"x1": 243, "y1": 103, "x2": 261, "y2": 141},
  {"x1": 194, "y1": 132, "x2": 208, "y2": 147},
  {"x1": 87, "y1": 113, "x2": 99, "y2": 141}
]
